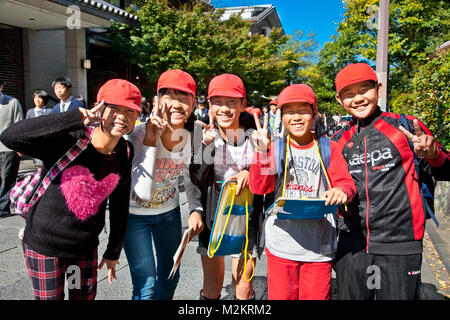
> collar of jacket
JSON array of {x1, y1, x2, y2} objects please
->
[{"x1": 354, "y1": 106, "x2": 382, "y2": 132}]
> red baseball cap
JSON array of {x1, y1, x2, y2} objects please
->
[
  {"x1": 335, "y1": 63, "x2": 378, "y2": 94},
  {"x1": 208, "y1": 74, "x2": 246, "y2": 99},
  {"x1": 269, "y1": 99, "x2": 278, "y2": 106},
  {"x1": 278, "y1": 84, "x2": 317, "y2": 114},
  {"x1": 245, "y1": 106, "x2": 262, "y2": 117},
  {"x1": 97, "y1": 79, "x2": 142, "y2": 112},
  {"x1": 157, "y1": 69, "x2": 196, "y2": 97}
]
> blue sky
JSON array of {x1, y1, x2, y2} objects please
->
[{"x1": 211, "y1": 0, "x2": 345, "y2": 48}]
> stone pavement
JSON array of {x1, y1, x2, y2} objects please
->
[{"x1": 0, "y1": 160, "x2": 447, "y2": 300}]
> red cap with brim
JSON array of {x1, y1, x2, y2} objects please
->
[
  {"x1": 208, "y1": 74, "x2": 246, "y2": 99},
  {"x1": 245, "y1": 107, "x2": 261, "y2": 117},
  {"x1": 278, "y1": 84, "x2": 317, "y2": 114},
  {"x1": 335, "y1": 63, "x2": 378, "y2": 94},
  {"x1": 97, "y1": 79, "x2": 142, "y2": 112},
  {"x1": 157, "y1": 69, "x2": 196, "y2": 97}
]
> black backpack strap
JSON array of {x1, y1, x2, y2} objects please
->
[{"x1": 399, "y1": 114, "x2": 439, "y2": 227}]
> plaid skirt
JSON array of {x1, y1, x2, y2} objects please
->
[{"x1": 23, "y1": 243, "x2": 98, "y2": 300}]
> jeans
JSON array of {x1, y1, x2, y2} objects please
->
[
  {"x1": 0, "y1": 151, "x2": 20, "y2": 215},
  {"x1": 123, "y1": 206, "x2": 182, "y2": 300}
]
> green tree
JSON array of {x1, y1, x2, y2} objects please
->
[
  {"x1": 392, "y1": 50, "x2": 450, "y2": 149},
  {"x1": 111, "y1": 0, "x2": 316, "y2": 105},
  {"x1": 309, "y1": 0, "x2": 449, "y2": 112}
]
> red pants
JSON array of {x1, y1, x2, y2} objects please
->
[{"x1": 266, "y1": 248, "x2": 332, "y2": 300}]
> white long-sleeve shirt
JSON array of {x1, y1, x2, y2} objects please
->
[{"x1": 125, "y1": 123, "x2": 202, "y2": 216}]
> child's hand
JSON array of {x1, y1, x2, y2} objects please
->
[
  {"x1": 251, "y1": 112, "x2": 271, "y2": 153},
  {"x1": 143, "y1": 96, "x2": 168, "y2": 147},
  {"x1": 79, "y1": 100, "x2": 103, "y2": 126},
  {"x1": 324, "y1": 187, "x2": 348, "y2": 206},
  {"x1": 227, "y1": 170, "x2": 249, "y2": 196},
  {"x1": 399, "y1": 119, "x2": 439, "y2": 159},
  {"x1": 97, "y1": 258, "x2": 119, "y2": 284},
  {"x1": 188, "y1": 211, "x2": 204, "y2": 240},
  {"x1": 199, "y1": 111, "x2": 218, "y2": 146}
]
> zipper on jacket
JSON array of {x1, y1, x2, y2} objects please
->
[{"x1": 364, "y1": 137, "x2": 370, "y2": 253}]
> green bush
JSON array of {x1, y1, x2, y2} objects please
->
[{"x1": 391, "y1": 50, "x2": 450, "y2": 149}]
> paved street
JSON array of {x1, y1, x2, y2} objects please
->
[{"x1": 0, "y1": 160, "x2": 448, "y2": 300}]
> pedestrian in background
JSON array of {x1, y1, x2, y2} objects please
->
[
  {"x1": 0, "y1": 80, "x2": 24, "y2": 218},
  {"x1": 268, "y1": 100, "x2": 281, "y2": 140},
  {"x1": 51, "y1": 76, "x2": 85, "y2": 113},
  {"x1": 194, "y1": 96, "x2": 209, "y2": 125},
  {"x1": 26, "y1": 89, "x2": 53, "y2": 168},
  {"x1": 26, "y1": 89, "x2": 53, "y2": 119}
]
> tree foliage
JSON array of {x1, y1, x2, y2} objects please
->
[
  {"x1": 111, "y1": 0, "x2": 317, "y2": 105},
  {"x1": 391, "y1": 51, "x2": 450, "y2": 149},
  {"x1": 309, "y1": 0, "x2": 449, "y2": 114}
]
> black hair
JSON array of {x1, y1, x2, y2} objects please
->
[
  {"x1": 158, "y1": 88, "x2": 192, "y2": 97},
  {"x1": 32, "y1": 89, "x2": 51, "y2": 105},
  {"x1": 52, "y1": 76, "x2": 72, "y2": 89},
  {"x1": 157, "y1": 88, "x2": 195, "y2": 132}
]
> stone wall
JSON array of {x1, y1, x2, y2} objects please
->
[{"x1": 435, "y1": 181, "x2": 449, "y2": 223}]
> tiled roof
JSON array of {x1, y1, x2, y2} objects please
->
[{"x1": 48, "y1": 0, "x2": 139, "y2": 26}]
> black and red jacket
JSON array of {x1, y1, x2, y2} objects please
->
[{"x1": 332, "y1": 107, "x2": 449, "y2": 256}]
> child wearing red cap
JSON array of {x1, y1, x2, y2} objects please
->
[
  {"x1": 332, "y1": 63, "x2": 449, "y2": 300},
  {"x1": 249, "y1": 84, "x2": 356, "y2": 300},
  {"x1": 123, "y1": 69, "x2": 203, "y2": 300},
  {"x1": 0, "y1": 79, "x2": 141, "y2": 299},
  {"x1": 268, "y1": 99, "x2": 282, "y2": 140},
  {"x1": 189, "y1": 73, "x2": 264, "y2": 300}
]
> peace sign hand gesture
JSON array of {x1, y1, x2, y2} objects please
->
[
  {"x1": 399, "y1": 119, "x2": 439, "y2": 159},
  {"x1": 251, "y1": 112, "x2": 271, "y2": 153},
  {"x1": 143, "y1": 96, "x2": 168, "y2": 147},
  {"x1": 79, "y1": 100, "x2": 104, "y2": 126},
  {"x1": 199, "y1": 111, "x2": 218, "y2": 146}
]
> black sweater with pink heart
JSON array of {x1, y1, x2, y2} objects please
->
[{"x1": 0, "y1": 109, "x2": 133, "y2": 260}]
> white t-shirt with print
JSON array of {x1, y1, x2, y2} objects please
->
[
  {"x1": 126, "y1": 123, "x2": 202, "y2": 215},
  {"x1": 265, "y1": 141, "x2": 337, "y2": 262}
]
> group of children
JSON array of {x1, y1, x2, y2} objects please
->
[{"x1": 0, "y1": 63, "x2": 448, "y2": 300}]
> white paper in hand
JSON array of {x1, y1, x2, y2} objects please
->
[{"x1": 168, "y1": 227, "x2": 193, "y2": 279}]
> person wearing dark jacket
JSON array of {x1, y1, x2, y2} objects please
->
[
  {"x1": 51, "y1": 76, "x2": 85, "y2": 113},
  {"x1": 0, "y1": 79, "x2": 141, "y2": 300},
  {"x1": 189, "y1": 74, "x2": 264, "y2": 300},
  {"x1": 331, "y1": 63, "x2": 449, "y2": 300}
]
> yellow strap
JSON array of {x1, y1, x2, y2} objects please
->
[
  {"x1": 243, "y1": 191, "x2": 255, "y2": 282},
  {"x1": 313, "y1": 139, "x2": 332, "y2": 190},
  {"x1": 281, "y1": 135, "x2": 290, "y2": 198},
  {"x1": 207, "y1": 186, "x2": 236, "y2": 258},
  {"x1": 313, "y1": 139, "x2": 348, "y2": 211}
]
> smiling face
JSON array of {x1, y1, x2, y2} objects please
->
[
  {"x1": 102, "y1": 104, "x2": 139, "y2": 137},
  {"x1": 209, "y1": 96, "x2": 244, "y2": 131},
  {"x1": 33, "y1": 95, "x2": 45, "y2": 109},
  {"x1": 336, "y1": 80, "x2": 382, "y2": 120},
  {"x1": 159, "y1": 88, "x2": 194, "y2": 129},
  {"x1": 281, "y1": 102, "x2": 315, "y2": 145}
]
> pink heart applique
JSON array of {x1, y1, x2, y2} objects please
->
[{"x1": 60, "y1": 165, "x2": 119, "y2": 221}]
